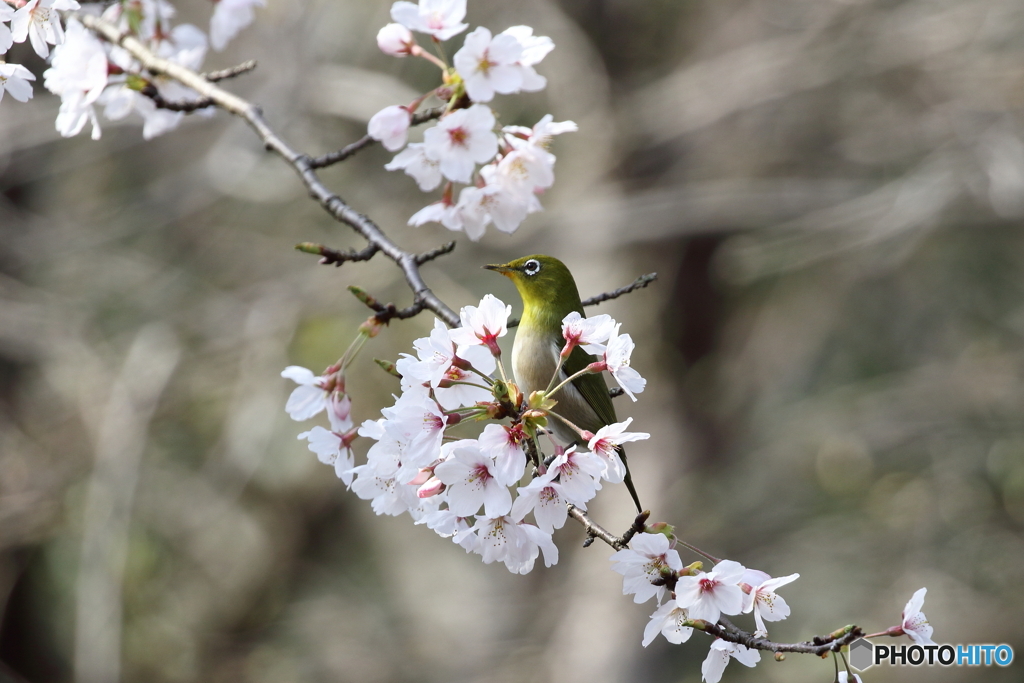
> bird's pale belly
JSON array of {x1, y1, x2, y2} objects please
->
[{"x1": 511, "y1": 327, "x2": 604, "y2": 444}]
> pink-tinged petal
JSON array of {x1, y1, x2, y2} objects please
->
[
  {"x1": 487, "y1": 33, "x2": 523, "y2": 64},
  {"x1": 281, "y1": 365, "x2": 316, "y2": 384},
  {"x1": 285, "y1": 384, "x2": 326, "y2": 421},
  {"x1": 390, "y1": 1, "x2": 422, "y2": 30},
  {"x1": 712, "y1": 559, "x2": 746, "y2": 584}
]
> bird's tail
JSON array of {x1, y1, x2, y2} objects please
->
[{"x1": 617, "y1": 445, "x2": 643, "y2": 513}]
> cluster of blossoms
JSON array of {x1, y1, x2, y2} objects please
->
[
  {"x1": 0, "y1": 0, "x2": 264, "y2": 138},
  {"x1": 366, "y1": 0, "x2": 575, "y2": 240},
  {"x1": 612, "y1": 533, "x2": 935, "y2": 682},
  {"x1": 284, "y1": 294, "x2": 937, "y2": 679},
  {"x1": 284, "y1": 294, "x2": 648, "y2": 574}
]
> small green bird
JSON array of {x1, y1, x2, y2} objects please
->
[{"x1": 484, "y1": 254, "x2": 643, "y2": 512}]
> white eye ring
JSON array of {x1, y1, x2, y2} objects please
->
[{"x1": 523, "y1": 259, "x2": 541, "y2": 276}]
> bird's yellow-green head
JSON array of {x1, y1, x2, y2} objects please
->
[{"x1": 484, "y1": 255, "x2": 585, "y2": 330}]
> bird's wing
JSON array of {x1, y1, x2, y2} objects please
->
[{"x1": 561, "y1": 343, "x2": 617, "y2": 429}]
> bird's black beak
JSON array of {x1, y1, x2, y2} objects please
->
[{"x1": 484, "y1": 263, "x2": 513, "y2": 275}]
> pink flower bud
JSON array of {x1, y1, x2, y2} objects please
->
[
  {"x1": 329, "y1": 391, "x2": 351, "y2": 425},
  {"x1": 408, "y1": 468, "x2": 433, "y2": 486},
  {"x1": 368, "y1": 105, "x2": 411, "y2": 152},
  {"x1": 417, "y1": 476, "x2": 445, "y2": 498},
  {"x1": 377, "y1": 23, "x2": 416, "y2": 56}
]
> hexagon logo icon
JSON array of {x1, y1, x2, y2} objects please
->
[{"x1": 849, "y1": 638, "x2": 875, "y2": 671}]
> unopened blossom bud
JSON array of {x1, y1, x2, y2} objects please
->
[
  {"x1": 377, "y1": 23, "x2": 416, "y2": 56},
  {"x1": 373, "y1": 358, "x2": 401, "y2": 378},
  {"x1": 445, "y1": 412, "x2": 462, "y2": 426},
  {"x1": 417, "y1": 476, "x2": 445, "y2": 498},
  {"x1": 408, "y1": 467, "x2": 433, "y2": 486},
  {"x1": 359, "y1": 316, "x2": 385, "y2": 338},
  {"x1": 521, "y1": 409, "x2": 549, "y2": 432},
  {"x1": 527, "y1": 390, "x2": 556, "y2": 411},
  {"x1": 368, "y1": 105, "x2": 411, "y2": 152},
  {"x1": 646, "y1": 521, "x2": 675, "y2": 538},
  {"x1": 329, "y1": 391, "x2": 352, "y2": 428},
  {"x1": 482, "y1": 402, "x2": 506, "y2": 420},
  {"x1": 684, "y1": 560, "x2": 703, "y2": 574},
  {"x1": 492, "y1": 379, "x2": 510, "y2": 401}
]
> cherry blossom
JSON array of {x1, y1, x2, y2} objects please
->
[
  {"x1": 603, "y1": 324, "x2": 647, "y2": 400},
  {"x1": 472, "y1": 515, "x2": 556, "y2": 574},
  {"x1": 674, "y1": 559, "x2": 746, "y2": 623},
  {"x1": 586, "y1": 417, "x2": 650, "y2": 484},
  {"x1": 435, "y1": 440, "x2": 512, "y2": 517},
  {"x1": 396, "y1": 319, "x2": 495, "y2": 407},
  {"x1": 210, "y1": 0, "x2": 265, "y2": 51},
  {"x1": 100, "y1": 23, "x2": 209, "y2": 139},
  {"x1": 478, "y1": 423, "x2": 526, "y2": 486},
  {"x1": 281, "y1": 366, "x2": 334, "y2": 421},
  {"x1": 349, "y1": 452, "x2": 410, "y2": 516},
  {"x1": 454, "y1": 167, "x2": 533, "y2": 239},
  {"x1": 642, "y1": 602, "x2": 693, "y2": 647},
  {"x1": 740, "y1": 568, "x2": 799, "y2": 637},
  {"x1": 449, "y1": 293, "x2": 511, "y2": 357},
  {"x1": 0, "y1": 63, "x2": 35, "y2": 104},
  {"x1": 561, "y1": 312, "x2": 616, "y2": 355},
  {"x1": 899, "y1": 587, "x2": 935, "y2": 645},
  {"x1": 298, "y1": 426, "x2": 356, "y2": 485},
  {"x1": 386, "y1": 143, "x2": 443, "y2": 191},
  {"x1": 419, "y1": 509, "x2": 478, "y2": 552},
  {"x1": 11, "y1": 0, "x2": 80, "y2": 60},
  {"x1": 368, "y1": 105, "x2": 412, "y2": 152},
  {"x1": 377, "y1": 23, "x2": 416, "y2": 56},
  {"x1": 390, "y1": 0, "x2": 468, "y2": 42},
  {"x1": 701, "y1": 640, "x2": 760, "y2": 683},
  {"x1": 510, "y1": 471, "x2": 568, "y2": 533},
  {"x1": 43, "y1": 18, "x2": 108, "y2": 139},
  {"x1": 380, "y1": 391, "x2": 447, "y2": 471},
  {"x1": 409, "y1": 196, "x2": 463, "y2": 232},
  {"x1": 452, "y1": 26, "x2": 524, "y2": 103},
  {"x1": 423, "y1": 104, "x2": 499, "y2": 183},
  {"x1": 499, "y1": 26, "x2": 553, "y2": 91},
  {"x1": 610, "y1": 532, "x2": 683, "y2": 604},
  {"x1": 0, "y1": 4, "x2": 15, "y2": 54},
  {"x1": 837, "y1": 673, "x2": 863, "y2": 683},
  {"x1": 546, "y1": 447, "x2": 603, "y2": 507}
]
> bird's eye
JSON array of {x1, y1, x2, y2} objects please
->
[{"x1": 523, "y1": 259, "x2": 541, "y2": 276}]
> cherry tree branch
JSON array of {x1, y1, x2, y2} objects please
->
[
  {"x1": 702, "y1": 619, "x2": 865, "y2": 656},
  {"x1": 582, "y1": 272, "x2": 658, "y2": 307},
  {"x1": 78, "y1": 13, "x2": 461, "y2": 328},
  {"x1": 201, "y1": 60, "x2": 257, "y2": 82},
  {"x1": 308, "y1": 107, "x2": 446, "y2": 169},
  {"x1": 75, "y1": 14, "x2": 866, "y2": 665}
]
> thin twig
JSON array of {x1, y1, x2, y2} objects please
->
[
  {"x1": 296, "y1": 242, "x2": 380, "y2": 266},
  {"x1": 567, "y1": 504, "x2": 628, "y2": 550},
  {"x1": 707, "y1": 618, "x2": 864, "y2": 656},
  {"x1": 141, "y1": 83, "x2": 214, "y2": 112},
  {"x1": 308, "y1": 106, "x2": 447, "y2": 169},
  {"x1": 201, "y1": 60, "x2": 257, "y2": 82},
  {"x1": 78, "y1": 13, "x2": 460, "y2": 328},
  {"x1": 415, "y1": 241, "x2": 456, "y2": 264},
  {"x1": 581, "y1": 272, "x2": 658, "y2": 307}
]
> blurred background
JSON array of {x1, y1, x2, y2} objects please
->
[{"x1": 1, "y1": 0, "x2": 1023, "y2": 681}]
